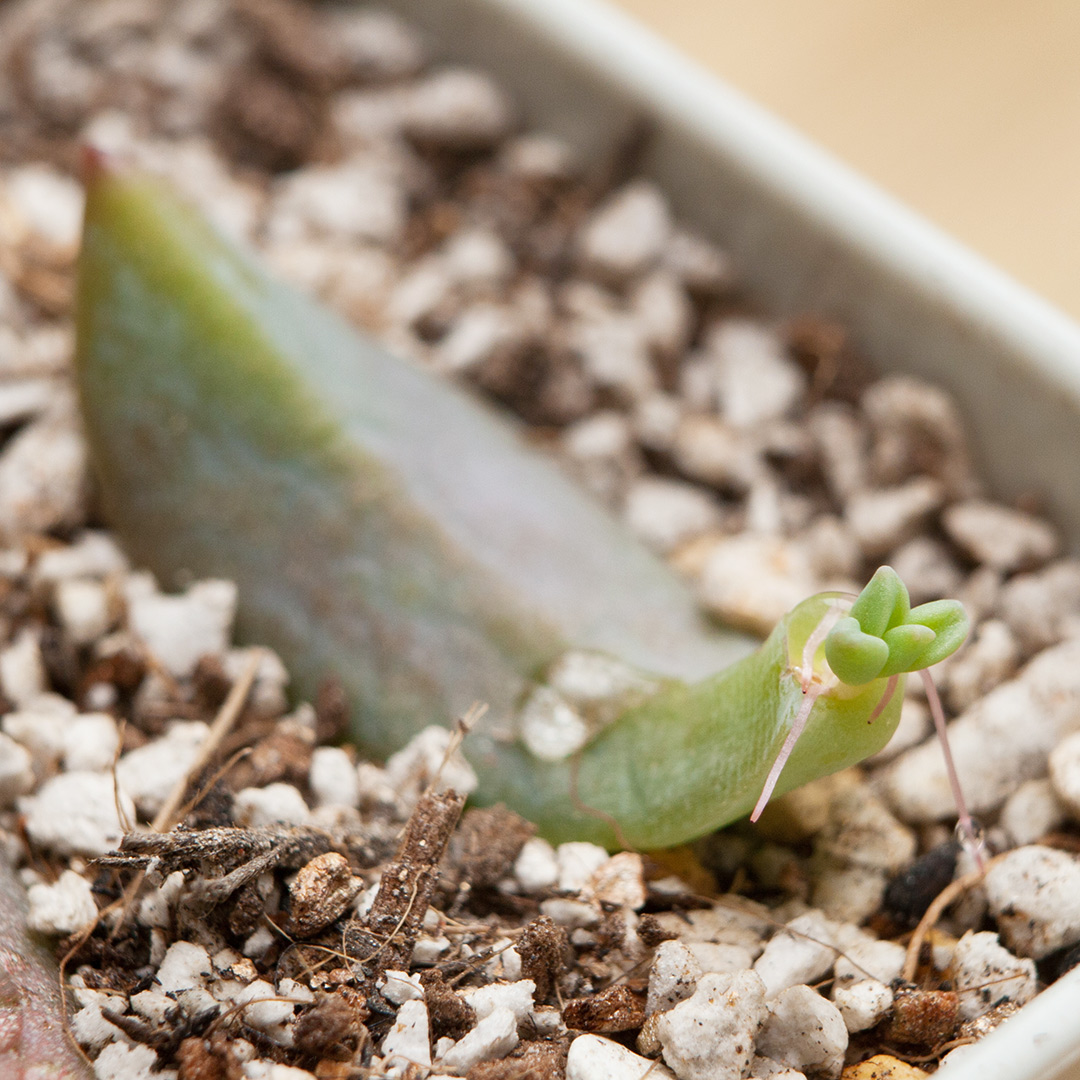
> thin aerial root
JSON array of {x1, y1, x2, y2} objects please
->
[
  {"x1": 902, "y1": 864, "x2": 991, "y2": 982},
  {"x1": 870, "y1": 674, "x2": 900, "y2": 722},
  {"x1": 751, "y1": 683, "x2": 825, "y2": 822},
  {"x1": 800, "y1": 603, "x2": 844, "y2": 691},
  {"x1": 919, "y1": 667, "x2": 987, "y2": 872}
]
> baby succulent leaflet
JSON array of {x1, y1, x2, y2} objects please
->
[
  {"x1": 74, "y1": 158, "x2": 975, "y2": 852},
  {"x1": 746, "y1": 567, "x2": 971, "y2": 846}
]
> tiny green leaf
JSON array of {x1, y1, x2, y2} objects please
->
[
  {"x1": 848, "y1": 565, "x2": 910, "y2": 637},
  {"x1": 880, "y1": 622, "x2": 937, "y2": 676},
  {"x1": 908, "y1": 599, "x2": 970, "y2": 668},
  {"x1": 825, "y1": 615, "x2": 890, "y2": 685},
  {"x1": 826, "y1": 567, "x2": 968, "y2": 686}
]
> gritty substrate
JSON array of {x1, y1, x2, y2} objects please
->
[{"x1": 3, "y1": 2, "x2": 1080, "y2": 1078}]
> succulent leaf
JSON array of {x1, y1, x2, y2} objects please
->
[
  {"x1": 848, "y1": 565, "x2": 910, "y2": 637},
  {"x1": 880, "y1": 622, "x2": 937, "y2": 676},
  {"x1": 908, "y1": 599, "x2": 970, "y2": 668},
  {"x1": 824, "y1": 615, "x2": 890, "y2": 685},
  {"x1": 826, "y1": 567, "x2": 968, "y2": 685}
]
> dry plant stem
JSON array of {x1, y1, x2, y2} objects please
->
[
  {"x1": 152, "y1": 650, "x2": 263, "y2": 832},
  {"x1": 113, "y1": 652, "x2": 261, "y2": 928},
  {"x1": 902, "y1": 866, "x2": 989, "y2": 983},
  {"x1": 349, "y1": 789, "x2": 466, "y2": 982},
  {"x1": 919, "y1": 667, "x2": 986, "y2": 871}
]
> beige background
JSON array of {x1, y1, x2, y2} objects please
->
[{"x1": 611, "y1": 0, "x2": 1080, "y2": 321}]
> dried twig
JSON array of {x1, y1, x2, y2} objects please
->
[
  {"x1": 347, "y1": 789, "x2": 465, "y2": 982},
  {"x1": 109, "y1": 652, "x2": 262, "y2": 931},
  {"x1": 153, "y1": 650, "x2": 263, "y2": 832},
  {"x1": 902, "y1": 866, "x2": 991, "y2": 983}
]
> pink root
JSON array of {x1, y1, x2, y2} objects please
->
[
  {"x1": 869, "y1": 674, "x2": 900, "y2": 722},
  {"x1": 799, "y1": 603, "x2": 843, "y2": 692},
  {"x1": 751, "y1": 681, "x2": 826, "y2": 822},
  {"x1": 919, "y1": 667, "x2": 987, "y2": 872}
]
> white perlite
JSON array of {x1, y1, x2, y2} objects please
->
[
  {"x1": 832, "y1": 979, "x2": 892, "y2": 1033},
  {"x1": 756, "y1": 985, "x2": 848, "y2": 1080},
  {"x1": 309, "y1": 746, "x2": 360, "y2": 808},
  {"x1": 952, "y1": 931, "x2": 1037, "y2": 1020},
  {"x1": 686, "y1": 942, "x2": 756, "y2": 975},
  {"x1": 236, "y1": 980, "x2": 298, "y2": 1046},
  {"x1": 623, "y1": 476, "x2": 722, "y2": 554},
  {"x1": 72, "y1": 1000, "x2": 125, "y2": 1054},
  {"x1": 384, "y1": 725, "x2": 478, "y2": 806},
  {"x1": 566, "y1": 1034, "x2": 676, "y2": 1080},
  {"x1": 698, "y1": 534, "x2": 817, "y2": 636},
  {"x1": 437, "y1": 1005, "x2": 518, "y2": 1074},
  {"x1": 380, "y1": 970, "x2": 424, "y2": 1005},
  {"x1": 655, "y1": 970, "x2": 766, "y2": 1080},
  {"x1": 34, "y1": 530, "x2": 128, "y2": 582},
  {"x1": 752, "y1": 911, "x2": 838, "y2": 1000},
  {"x1": 882, "y1": 637, "x2": 1080, "y2": 823},
  {"x1": 92, "y1": 1040, "x2": 159, "y2": 1080},
  {"x1": 945, "y1": 618, "x2": 1019, "y2": 712},
  {"x1": 514, "y1": 837, "x2": 558, "y2": 891},
  {"x1": 156, "y1": 942, "x2": 212, "y2": 994},
  {"x1": 19, "y1": 771, "x2": 135, "y2": 856},
  {"x1": 0, "y1": 406, "x2": 88, "y2": 538},
  {"x1": 6, "y1": 163, "x2": 84, "y2": 249},
  {"x1": 832, "y1": 939, "x2": 906, "y2": 988},
  {"x1": 116, "y1": 721, "x2": 210, "y2": 817},
  {"x1": 1000, "y1": 779, "x2": 1067, "y2": 847},
  {"x1": 748, "y1": 1061, "x2": 807, "y2": 1079},
  {"x1": 647, "y1": 940, "x2": 703, "y2": 1016},
  {"x1": 1048, "y1": 730, "x2": 1080, "y2": 817},
  {"x1": 556, "y1": 842, "x2": 610, "y2": 893},
  {"x1": 0, "y1": 730, "x2": 33, "y2": 807},
  {"x1": 998, "y1": 559, "x2": 1080, "y2": 654},
  {"x1": 26, "y1": 868, "x2": 98, "y2": 935},
  {"x1": 548, "y1": 651, "x2": 658, "y2": 708},
  {"x1": 588, "y1": 851, "x2": 647, "y2": 910},
  {"x1": 578, "y1": 181, "x2": 671, "y2": 282},
  {"x1": 242, "y1": 1065, "x2": 316, "y2": 1080},
  {"x1": 381, "y1": 998, "x2": 431, "y2": 1072},
  {"x1": 3, "y1": 695, "x2": 76, "y2": 769},
  {"x1": 272, "y1": 159, "x2": 406, "y2": 246},
  {"x1": 0, "y1": 626, "x2": 47, "y2": 707},
  {"x1": 62, "y1": 712, "x2": 121, "y2": 773},
  {"x1": 54, "y1": 576, "x2": 112, "y2": 644},
  {"x1": 401, "y1": 69, "x2": 513, "y2": 149},
  {"x1": 983, "y1": 846, "x2": 1080, "y2": 958},
  {"x1": 463, "y1": 979, "x2": 535, "y2": 1022},
  {"x1": 124, "y1": 575, "x2": 237, "y2": 678},
  {"x1": 233, "y1": 783, "x2": 311, "y2": 827},
  {"x1": 518, "y1": 685, "x2": 588, "y2": 762},
  {"x1": 811, "y1": 785, "x2": 917, "y2": 924},
  {"x1": 844, "y1": 478, "x2": 944, "y2": 559},
  {"x1": 942, "y1": 499, "x2": 1059, "y2": 573},
  {"x1": 708, "y1": 320, "x2": 805, "y2": 429}
]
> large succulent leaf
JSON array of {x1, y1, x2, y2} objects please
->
[{"x1": 74, "y1": 161, "x2": 754, "y2": 773}]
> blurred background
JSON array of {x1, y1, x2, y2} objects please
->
[{"x1": 612, "y1": 0, "x2": 1080, "y2": 321}]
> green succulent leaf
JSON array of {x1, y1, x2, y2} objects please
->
[
  {"x1": 826, "y1": 566, "x2": 968, "y2": 685},
  {"x1": 824, "y1": 615, "x2": 890, "y2": 685},
  {"x1": 908, "y1": 599, "x2": 970, "y2": 668},
  {"x1": 848, "y1": 565, "x2": 911, "y2": 637},
  {"x1": 879, "y1": 622, "x2": 937, "y2": 676}
]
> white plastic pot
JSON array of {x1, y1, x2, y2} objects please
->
[{"x1": 379, "y1": 1, "x2": 1080, "y2": 1075}]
